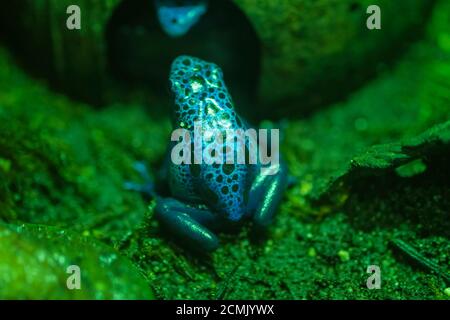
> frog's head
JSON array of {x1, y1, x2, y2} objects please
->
[
  {"x1": 155, "y1": 0, "x2": 208, "y2": 38},
  {"x1": 169, "y1": 55, "x2": 239, "y2": 131}
]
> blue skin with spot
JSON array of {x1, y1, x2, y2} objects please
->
[
  {"x1": 152, "y1": 55, "x2": 289, "y2": 252},
  {"x1": 155, "y1": 0, "x2": 208, "y2": 37}
]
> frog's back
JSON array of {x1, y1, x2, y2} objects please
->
[{"x1": 168, "y1": 55, "x2": 258, "y2": 220}]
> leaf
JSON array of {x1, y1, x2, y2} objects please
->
[{"x1": 0, "y1": 223, "x2": 154, "y2": 299}]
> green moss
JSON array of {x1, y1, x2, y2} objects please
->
[
  {"x1": 235, "y1": 0, "x2": 435, "y2": 117},
  {"x1": 0, "y1": 46, "x2": 170, "y2": 243}
]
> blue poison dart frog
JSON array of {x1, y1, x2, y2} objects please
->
[
  {"x1": 155, "y1": 0, "x2": 208, "y2": 37},
  {"x1": 127, "y1": 56, "x2": 289, "y2": 252}
]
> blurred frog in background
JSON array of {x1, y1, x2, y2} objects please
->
[{"x1": 155, "y1": 0, "x2": 208, "y2": 37}]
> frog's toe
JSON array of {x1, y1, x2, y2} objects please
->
[
  {"x1": 156, "y1": 197, "x2": 219, "y2": 252},
  {"x1": 124, "y1": 161, "x2": 155, "y2": 198},
  {"x1": 124, "y1": 181, "x2": 155, "y2": 198},
  {"x1": 133, "y1": 161, "x2": 152, "y2": 181}
]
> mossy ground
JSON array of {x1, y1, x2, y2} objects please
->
[{"x1": 0, "y1": 1, "x2": 449, "y2": 299}]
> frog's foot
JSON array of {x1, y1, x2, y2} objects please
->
[
  {"x1": 124, "y1": 161, "x2": 155, "y2": 199},
  {"x1": 248, "y1": 163, "x2": 289, "y2": 228},
  {"x1": 155, "y1": 197, "x2": 219, "y2": 252}
]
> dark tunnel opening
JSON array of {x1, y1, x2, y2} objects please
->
[{"x1": 106, "y1": 0, "x2": 262, "y2": 119}]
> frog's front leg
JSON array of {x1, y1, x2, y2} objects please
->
[
  {"x1": 248, "y1": 162, "x2": 289, "y2": 228},
  {"x1": 155, "y1": 197, "x2": 219, "y2": 252},
  {"x1": 124, "y1": 162, "x2": 156, "y2": 199}
]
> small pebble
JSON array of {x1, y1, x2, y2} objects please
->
[{"x1": 338, "y1": 250, "x2": 350, "y2": 262}]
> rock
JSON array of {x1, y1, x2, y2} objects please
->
[
  {"x1": 235, "y1": 0, "x2": 436, "y2": 117},
  {"x1": 0, "y1": 0, "x2": 121, "y2": 104},
  {"x1": 0, "y1": 0, "x2": 436, "y2": 118}
]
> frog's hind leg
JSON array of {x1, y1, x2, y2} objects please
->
[
  {"x1": 155, "y1": 197, "x2": 219, "y2": 252},
  {"x1": 248, "y1": 163, "x2": 289, "y2": 228}
]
